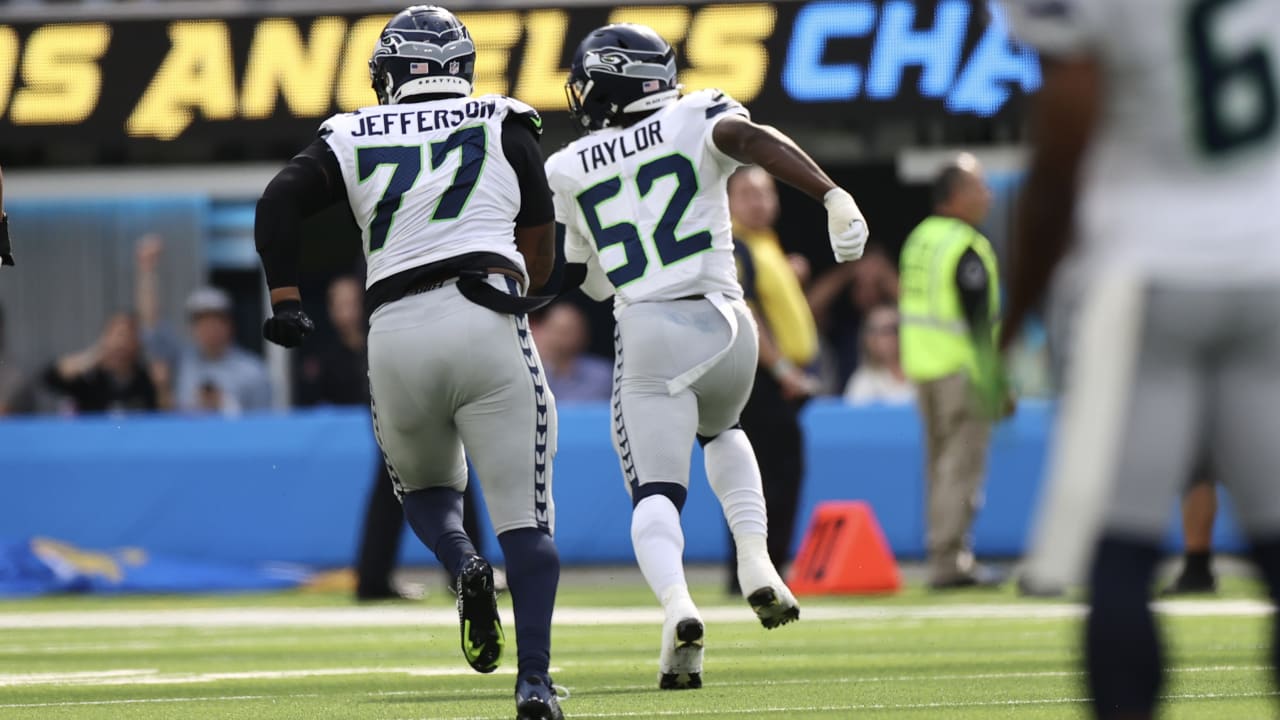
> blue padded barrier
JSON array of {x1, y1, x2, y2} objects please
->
[{"x1": 0, "y1": 401, "x2": 1245, "y2": 567}]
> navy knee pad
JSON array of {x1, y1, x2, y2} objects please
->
[
  {"x1": 632, "y1": 481, "x2": 688, "y2": 513},
  {"x1": 696, "y1": 422, "x2": 743, "y2": 448}
]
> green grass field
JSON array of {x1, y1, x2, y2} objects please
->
[{"x1": 1, "y1": 572, "x2": 1276, "y2": 719}]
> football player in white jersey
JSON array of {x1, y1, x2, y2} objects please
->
[
  {"x1": 254, "y1": 7, "x2": 563, "y2": 719},
  {"x1": 546, "y1": 24, "x2": 868, "y2": 690},
  {"x1": 1000, "y1": 0, "x2": 1280, "y2": 717}
]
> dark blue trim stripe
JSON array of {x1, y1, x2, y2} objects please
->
[
  {"x1": 612, "y1": 326, "x2": 642, "y2": 497},
  {"x1": 368, "y1": 378, "x2": 406, "y2": 501},
  {"x1": 515, "y1": 311, "x2": 551, "y2": 533}
]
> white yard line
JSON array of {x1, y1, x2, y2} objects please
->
[
  {"x1": 0, "y1": 662, "x2": 1266, "y2": 692},
  {"x1": 0, "y1": 694, "x2": 320, "y2": 709},
  {"x1": 0, "y1": 599, "x2": 1270, "y2": 630},
  {"x1": 0, "y1": 665, "x2": 522, "y2": 687}
]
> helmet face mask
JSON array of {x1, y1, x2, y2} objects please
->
[
  {"x1": 369, "y1": 5, "x2": 476, "y2": 104},
  {"x1": 564, "y1": 77, "x2": 595, "y2": 132},
  {"x1": 566, "y1": 24, "x2": 680, "y2": 132}
]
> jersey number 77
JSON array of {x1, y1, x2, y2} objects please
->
[{"x1": 356, "y1": 125, "x2": 488, "y2": 253}]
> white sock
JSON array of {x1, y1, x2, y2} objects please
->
[
  {"x1": 734, "y1": 533, "x2": 770, "y2": 566},
  {"x1": 704, "y1": 429, "x2": 769, "y2": 540},
  {"x1": 631, "y1": 495, "x2": 690, "y2": 607}
]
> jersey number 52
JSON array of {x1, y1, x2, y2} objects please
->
[{"x1": 576, "y1": 154, "x2": 713, "y2": 287}]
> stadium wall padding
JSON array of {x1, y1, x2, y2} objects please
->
[{"x1": 0, "y1": 401, "x2": 1244, "y2": 568}]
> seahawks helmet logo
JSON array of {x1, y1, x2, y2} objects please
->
[
  {"x1": 582, "y1": 47, "x2": 675, "y2": 82},
  {"x1": 583, "y1": 51, "x2": 630, "y2": 75},
  {"x1": 372, "y1": 30, "x2": 475, "y2": 66}
]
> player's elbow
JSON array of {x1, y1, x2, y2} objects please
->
[{"x1": 717, "y1": 119, "x2": 782, "y2": 166}]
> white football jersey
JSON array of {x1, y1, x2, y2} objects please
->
[
  {"x1": 321, "y1": 95, "x2": 538, "y2": 287},
  {"x1": 1005, "y1": 0, "x2": 1280, "y2": 282},
  {"x1": 546, "y1": 89, "x2": 749, "y2": 307}
]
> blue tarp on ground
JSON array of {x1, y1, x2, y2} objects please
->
[{"x1": 0, "y1": 537, "x2": 311, "y2": 597}]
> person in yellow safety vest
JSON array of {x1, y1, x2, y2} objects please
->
[{"x1": 899, "y1": 152, "x2": 1007, "y2": 590}]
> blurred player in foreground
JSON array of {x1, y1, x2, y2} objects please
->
[
  {"x1": 547, "y1": 23, "x2": 868, "y2": 689},
  {"x1": 254, "y1": 6, "x2": 563, "y2": 718},
  {"x1": 1002, "y1": 1, "x2": 1280, "y2": 717}
]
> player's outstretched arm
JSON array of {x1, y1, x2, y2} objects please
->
[
  {"x1": 254, "y1": 140, "x2": 345, "y2": 348},
  {"x1": 712, "y1": 116, "x2": 868, "y2": 262},
  {"x1": 1001, "y1": 56, "x2": 1101, "y2": 351}
]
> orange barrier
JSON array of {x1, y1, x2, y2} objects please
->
[{"x1": 787, "y1": 501, "x2": 902, "y2": 595}]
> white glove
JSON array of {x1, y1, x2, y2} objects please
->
[{"x1": 824, "y1": 188, "x2": 868, "y2": 263}]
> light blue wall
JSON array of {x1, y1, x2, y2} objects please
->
[{"x1": 0, "y1": 401, "x2": 1244, "y2": 567}]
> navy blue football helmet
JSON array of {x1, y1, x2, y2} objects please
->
[
  {"x1": 369, "y1": 6, "x2": 476, "y2": 104},
  {"x1": 565, "y1": 24, "x2": 680, "y2": 132}
]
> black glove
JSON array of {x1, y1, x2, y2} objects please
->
[
  {"x1": 262, "y1": 299, "x2": 314, "y2": 348},
  {"x1": 0, "y1": 214, "x2": 14, "y2": 267}
]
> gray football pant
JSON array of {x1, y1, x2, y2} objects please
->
[
  {"x1": 1029, "y1": 278, "x2": 1280, "y2": 585},
  {"x1": 611, "y1": 297, "x2": 758, "y2": 497},
  {"x1": 1101, "y1": 283, "x2": 1280, "y2": 540},
  {"x1": 367, "y1": 279, "x2": 557, "y2": 536}
]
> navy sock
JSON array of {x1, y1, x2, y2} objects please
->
[
  {"x1": 402, "y1": 487, "x2": 477, "y2": 579},
  {"x1": 1086, "y1": 534, "x2": 1163, "y2": 719},
  {"x1": 1249, "y1": 535, "x2": 1280, "y2": 687},
  {"x1": 498, "y1": 527, "x2": 560, "y2": 677}
]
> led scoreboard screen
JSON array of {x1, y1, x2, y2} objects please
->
[{"x1": 0, "y1": 0, "x2": 1040, "y2": 163}]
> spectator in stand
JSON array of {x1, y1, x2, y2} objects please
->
[
  {"x1": 135, "y1": 236, "x2": 271, "y2": 414},
  {"x1": 843, "y1": 304, "x2": 914, "y2": 407},
  {"x1": 42, "y1": 312, "x2": 157, "y2": 414},
  {"x1": 530, "y1": 302, "x2": 612, "y2": 403},
  {"x1": 807, "y1": 244, "x2": 900, "y2": 393},
  {"x1": 296, "y1": 276, "x2": 368, "y2": 407}
]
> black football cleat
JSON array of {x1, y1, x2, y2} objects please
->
[
  {"x1": 515, "y1": 674, "x2": 564, "y2": 720},
  {"x1": 659, "y1": 617, "x2": 704, "y2": 690},
  {"x1": 455, "y1": 555, "x2": 504, "y2": 673},
  {"x1": 747, "y1": 587, "x2": 800, "y2": 629}
]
